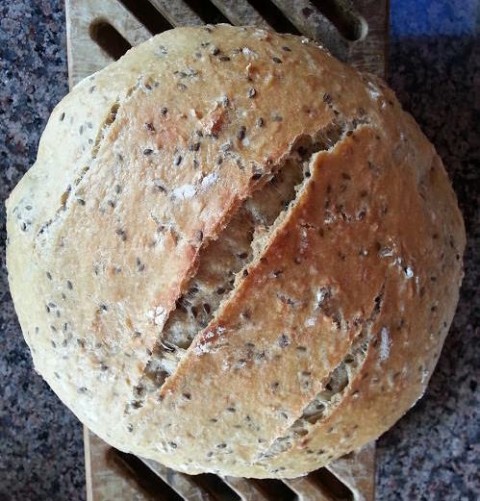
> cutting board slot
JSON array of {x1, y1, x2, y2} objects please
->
[
  {"x1": 192, "y1": 473, "x2": 241, "y2": 500},
  {"x1": 182, "y1": 0, "x2": 231, "y2": 24},
  {"x1": 250, "y1": 478, "x2": 297, "y2": 501},
  {"x1": 117, "y1": 0, "x2": 173, "y2": 35},
  {"x1": 308, "y1": 467, "x2": 354, "y2": 500},
  {"x1": 89, "y1": 20, "x2": 132, "y2": 60},
  {"x1": 112, "y1": 449, "x2": 184, "y2": 500},
  {"x1": 311, "y1": 0, "x2": 368, "y2": 41},
  {"x1": 243, "y1": 0, "x2": 302, "y2": 34}
]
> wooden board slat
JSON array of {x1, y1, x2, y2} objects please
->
[
  {"x1": 347, "y1": 0, "x2": 388, "y2": 75},
  {"x1": 283, "y1": 476, "x2": 333, "y2": 501},
  {"x1": 85, "y1": 428, "x2": 155, "y2": 501},
  {"x1": 221, "y1": 476, "x2": 272, "y2": 501},
  {"x1": 147, "y1": 0, "x2": 204, "y2": 28},
  {"x1": 66, "y1": 0, "x2": 387, "y2": 87},
  {"x1": 326, "y1": 441, "x2": 376, "y2": 501},
  {"x1": 140, "y1": 458, "x2": 212, "y2": 500},
  {"x1": 65, "y1": 0, "x2": 387, "y2": 498},
  {"x1": 65, "y1": 0, "x2": 151, "y2": 88},
  {"x1": 209, "y1": 0, "x2": 270, "y2": 28}
]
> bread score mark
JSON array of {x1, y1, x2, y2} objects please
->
[
  {"x1": 127, "y1": 117, "x2": 369, "y2": 414},
  {"x1": 34, "y1": 84, "x2": 138, "y2": 247},
  {"x1": 253, "y1": 282, "x2": 385, "y2": 469}
]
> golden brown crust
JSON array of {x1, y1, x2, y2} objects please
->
[{"x1": 6, "y1": 25, "x2": 465, "y2": 477}]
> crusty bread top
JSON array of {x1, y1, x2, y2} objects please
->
[{"x1": 6, "y1": 25, "x2": 465, "y2": 478}]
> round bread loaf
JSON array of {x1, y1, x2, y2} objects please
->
[{"x1": 6, "y1": 25, "x2": 465, "y2": 478}]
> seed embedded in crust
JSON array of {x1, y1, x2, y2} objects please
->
[
  {"x1": 237, "y1": 126, "x2": 246, "y2": 140},
  {"x1": 154, "y1": 181, "x2": 167, "y2": 193},
  {"x1": 116, "y1": 228, "x2": 127, "y2": 241},
  {"x1": 136, "y1": 258, "x2": 145, "y2": 272}
]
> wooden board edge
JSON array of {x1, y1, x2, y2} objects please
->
[{"x1": 84, "y1": 425, "x2": 94, "y2": 501}]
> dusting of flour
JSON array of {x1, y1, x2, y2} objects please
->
[{"x1": 379, "y1": 326, "x2": 391, "y2": 361}]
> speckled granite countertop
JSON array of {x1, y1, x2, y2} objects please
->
[{"x1": 0, "y1": 1, "x2": 478, "y2": 499}]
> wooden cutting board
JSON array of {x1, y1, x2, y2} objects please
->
[{"x1": 65, "y1": 1, "x2": 388, "y2": 499}]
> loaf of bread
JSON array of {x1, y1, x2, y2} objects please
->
[{"x1": 6, "y1": 25, "x2": 465, "y2": 478}]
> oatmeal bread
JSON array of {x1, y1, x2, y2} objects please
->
[{"x1": 6, "y1": 25, "x2": 465, "y2": 478}]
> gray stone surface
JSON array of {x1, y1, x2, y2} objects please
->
[
  {"x1": 0, "y1": 2, "x2": 85, "y2": 500},
  {"x1": 0, "y1": 1, "x2": 478, "y2": 499},
  {"x1": 376, "y1": 2, "x2": 480, "y2": 498}
]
